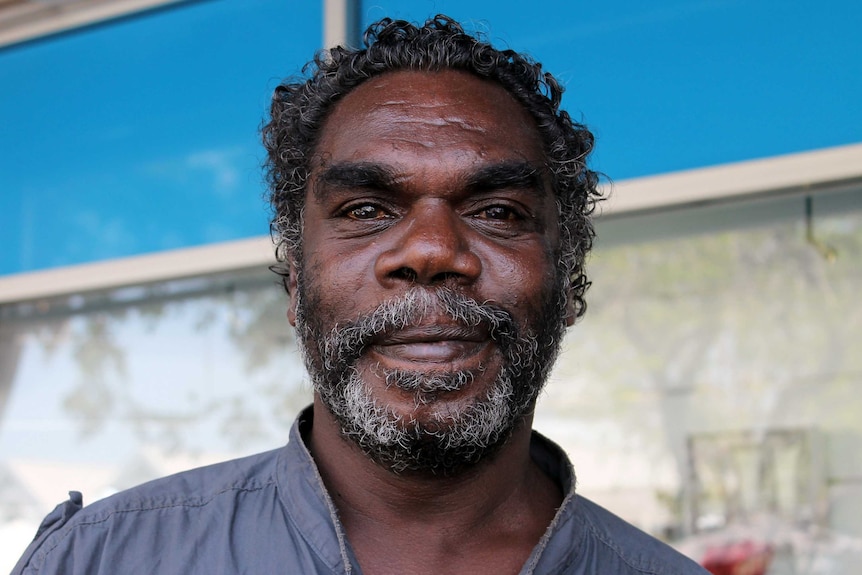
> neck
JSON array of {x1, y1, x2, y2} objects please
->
[
  {"x1": 307, "y1": 396, "x2": 563, "y2": 574},
  {"x1": 310, "y1": 396, "x2": 533, "y2": 511}
]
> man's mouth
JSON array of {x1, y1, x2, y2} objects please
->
[{"x1": 369, "y1": 324, "x2": 491, "y2": 365}]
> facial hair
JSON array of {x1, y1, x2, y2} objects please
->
[{"x1": 295, "y1": 280, "x2": 567, "y2": 477}]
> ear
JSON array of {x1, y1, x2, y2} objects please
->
[{"x1": 286, "y1": 260, "x2": 298, "y2": 327}]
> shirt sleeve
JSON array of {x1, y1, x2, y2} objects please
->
[{"x1": 11, "y1": 491, "x2": 83, "y2": 575}]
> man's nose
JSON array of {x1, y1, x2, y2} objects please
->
[{"x1": 374, "y1": 204, "x2": 482, "y2": 287}]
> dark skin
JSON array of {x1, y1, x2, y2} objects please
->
[{"x1": 286, "y1": 70, "x2": 574, "y2": 575}]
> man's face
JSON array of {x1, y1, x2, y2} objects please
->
[{"x1": 291, "y1": 70, "x2": 568, "y2": 475}]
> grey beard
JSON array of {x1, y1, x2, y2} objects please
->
[
  {"x1": 335, "y1": 365, "x2": 517, "y2": 474},
  {"x1": 384, "y1": 368, "x2": 474, "y2": 395},
  {"x1": 296, "y1": 285, "x2": 566, "y2": 476}
]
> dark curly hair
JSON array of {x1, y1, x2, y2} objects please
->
[{"x1": 263, "y1": 15, "x2": 602, "y2": 318}]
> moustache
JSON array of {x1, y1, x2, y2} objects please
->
[{"x1": 319, "y1": 287, "x2": 518, "y2": 371}]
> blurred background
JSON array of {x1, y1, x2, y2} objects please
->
[{"x1": 1, "y1": 1, "x2": 861, "y2": 572}]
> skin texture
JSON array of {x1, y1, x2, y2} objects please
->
[{"x1": 289, "y1": 70, "x2": 565, "y2": 574}]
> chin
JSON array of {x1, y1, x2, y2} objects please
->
[
  {"x1": 327, "y1": 365, "x2": 526, "y2": 476},
  {"x1": 367, "y1": 367, "x2": 498, "y2": 420}
]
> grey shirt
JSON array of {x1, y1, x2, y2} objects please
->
[{"x1": 13, "y1": 407, "x2": 708, "y2": 574}]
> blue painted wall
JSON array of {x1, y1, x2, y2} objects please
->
[
  {"x1": 2, "y1": 0, "x2": 860, "y2": 275},
  {"x1": 368, "y1": 1, "x2": 862, "y2": 178},
  {"x1": 0, "y1": 0, "x2": 320, "y2": 275}
]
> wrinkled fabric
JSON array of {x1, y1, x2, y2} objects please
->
[{"x1": 13, "y1": 407, "x2": 707, "y2": 574}]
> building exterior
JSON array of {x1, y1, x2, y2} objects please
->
[{"x1": 1, "y1": 1, "x2": 861, "y2": 572}]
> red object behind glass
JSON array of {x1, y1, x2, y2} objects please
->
[{"x1": 701, "y1": 540, "x2": 774, "y2": 575}]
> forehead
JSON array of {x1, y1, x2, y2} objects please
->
[{"x1": 312, "y1": 69, "x2": 546, "y2": 170}]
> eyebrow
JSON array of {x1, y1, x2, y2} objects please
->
[
  {"x1": 464, "y1": 161, "x2": 545, "y2": 192},
  {"x1": 314, "y1": 162, "x2": 399, "y2": 199},
  {"x1": 313, "y1": 159, "x2": 545, "y2": 200}
]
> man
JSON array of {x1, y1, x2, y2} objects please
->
[{"x1": 14, "y1": 15, "x2": 708, "y2": 575}]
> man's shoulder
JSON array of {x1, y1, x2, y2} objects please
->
[
  {"x1": 85, "y1": 446, "x2": 283, "y2": 514},
  {"x1": 13, "y1": 447, "x2": 287, "y2": 575},
  {"x1": 570, "y1": 496, "x2": 709, "y2": 574}
]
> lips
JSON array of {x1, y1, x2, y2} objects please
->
[{"x1": 369, "y1": 324, "x2": 491, "y2": 364}]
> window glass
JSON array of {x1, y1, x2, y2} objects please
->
[
  {"x1": 536, "y1": 188, "x2": 862, "y2": 571},
  {"x1": 2, "y1": 189, "x2": 861, "y2": 572},
  {"x1": 0, "y1": 270, "x2": 309, "y2": 571}
]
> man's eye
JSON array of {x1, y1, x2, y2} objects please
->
[
  {"x1": 346, "y1": 205, "x2": 389, "y2": 220},
  {"x1": 477, "y1": 205, "x2": 520, "y2": 221}
]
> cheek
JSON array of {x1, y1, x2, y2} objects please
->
[
  {"x1": 475, "y1": 241, "x2": 557, "y2": 314},
  {"x1": 301, "y1": 248, "x2": 378, "y2": 322}
]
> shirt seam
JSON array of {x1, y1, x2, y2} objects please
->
[
  {"x1": 28, "y1": 481, "x2": 274, "y2": 572},
  {"x1": 583, "y1": 514, "x2": 664, "y2": 575},
  {"x1": 277, "y1": 412, "x2": 354, "y2": 574}
]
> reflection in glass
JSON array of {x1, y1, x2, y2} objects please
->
[
  {"x1": 537, "y1": 189, "x2": 862, "y2": 572},
  {"x1": 0, "y1": 270, "x2": 309, "y2": 570},
  {"x1": 2, "y1": 190, "x2": 861, "y2": 572}
]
